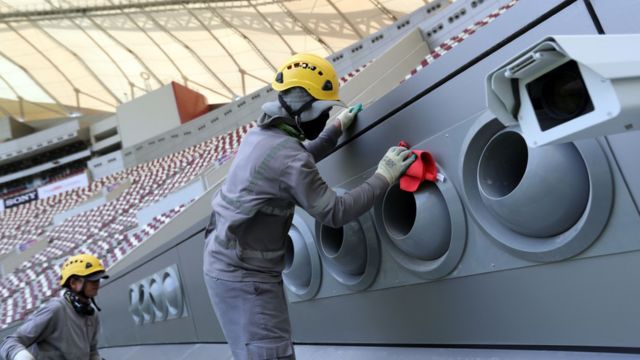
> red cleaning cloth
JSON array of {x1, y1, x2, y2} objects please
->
[{"x1": 398, "y1": 141, "x2": 438, "y2": 192}]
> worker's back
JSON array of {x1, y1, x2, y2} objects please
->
[{"x1": 204, "y1": 125, "x2": 307, "y2": 282}]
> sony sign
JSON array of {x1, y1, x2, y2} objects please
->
[{"x1": 4, "y1": 190, "x2": 39, "y2": 209}]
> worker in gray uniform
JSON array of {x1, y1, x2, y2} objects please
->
[
  {"x1": 0, "y1": 254, "x2": 109, "y2": 360},
  {"x1": 203, "y1": 53, "x2": 415, "y2": 360}
]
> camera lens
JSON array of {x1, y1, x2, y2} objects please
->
[
  {"x1": 527, "y1": 60, "x2": 594, "y2": 131},
  {"x1": 541, "y1": 69, "x2": 589, "y2": 120}
]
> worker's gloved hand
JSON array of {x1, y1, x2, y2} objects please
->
[
  {"x1": 14, "y1": 350, "x2": 35, "y2": 360},
  {"x1": 334, "y1": 103, "x2": 363, "y2": 130},
  {"x1": 375, "y1": 146, "x2": 416, "y2": 184}
]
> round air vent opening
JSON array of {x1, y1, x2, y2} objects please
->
[
  {"x1": 382, "y1": 182, "x2": 451, "y2": 261},
  {"x1": 283, "y1": 226, "x2": 312, "y2": 290},
  {"x1": 320, "y1": 226, "x2": 344, "y2": 257},
  {"x1": 138, "y1": 284, "x2": 145, "y2": 306},
  {"x1": 149, "y1": 292, "x2": 156, "y2": 306},
  {"x1": 319, "y1": 221, "x2": 367, "y2": 276},
  {"x1": 283, "y1": 215, "x2": 322, "y2": 300},
  {"x1": 382, "y1": 184, "x2": 417, "y2": 238},
  {"x1": 478, "y1": 130, "x2": 528, "y2": 199},
  {"x1": 284, "y1": 235, "x2": 295, "y2": 271},
  {"x1": 162, "y1": 269, "x2": 184, "y2": 318},
  {"x1": 314, "y1": 189, "x2": 381, "y2": 291},
  {"x1": 460, "y1": 118, "x2": 612, "y2": 261},
  {"x1": 478, "y1": 128, "x2": 589, "y2": 238},
  {"x1": 128, "y1": 286, "x2": 142, "y2": 325}
]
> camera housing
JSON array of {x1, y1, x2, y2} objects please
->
[{"x1": 486, "y1": 34, "x2": 640, "y2": 146}]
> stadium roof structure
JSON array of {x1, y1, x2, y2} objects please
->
[{"x1": 0, "y1": 0, "x2": 431, "y2": 122}]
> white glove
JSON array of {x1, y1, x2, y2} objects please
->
[
  {"x1": 376, "y1": 146, "x2": 416, "y2": 184},
  {"x1": 334, "y1": 103, "x2": 363, "y2": 130},
  {"x1": 14, "y1": 350, "x2": 35, "y2": 360}
]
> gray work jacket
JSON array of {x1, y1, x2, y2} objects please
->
[
  {"x1": 0, "y1": 296, "x2": 100, "y2": 360},
  {"x1": 204, "y1": 122, "x2": 389, "y2": 283}
]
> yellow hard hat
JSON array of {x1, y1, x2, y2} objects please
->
[
  {"x1": 60, "y1": 254, "x2": 109, "y2": 286},
  {"x1": 271, "y1": 53, "x2": 340, "y2": 101}
]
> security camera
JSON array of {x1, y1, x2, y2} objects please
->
[{"x1": 486, "y1": 34, "x2": 640, "y2": 147}]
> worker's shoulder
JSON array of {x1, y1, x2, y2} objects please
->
[
  {"x1": 43, "y1": 296, "x2": 67, "y2": 311},
  {"x1": 22, "y1": 296, "x2": 66, "y2": 323},
  {"x1": 251, "y1": 126, "x2": 311, "y2": 161},
  {"x1": 282, "y1": 142, "x2": 313, "y2": 163},
  {"x1": 39, "y1": 296, "x2": 67, "y2": 313}
]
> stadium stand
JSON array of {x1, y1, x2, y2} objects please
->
[{"x1": 0, "y1": 123, "x2": 251, "y2": 327}]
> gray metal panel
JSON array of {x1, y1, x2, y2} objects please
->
[
  {"x1": 575, "y1": 0, "x2": 640, "y2": 232},
  {"x1": 108, "y1": 216, "x2": 209, "y2": 279},
  {"x1": 606, "y1": 133, "x2": 640, "y2": 216},
  {"x1": 98, "y1": 247, "x2": 198, "y2": 347},
  {"x1": 289, "y1": 250, "x2": 640, "y2": 347},
  {"x1": 295, "y1": 108, "x2": 640, "y2": 297},
  {"x1": 99, "y1": 215, "x2": 225, "y2": 345},
  {"x1": 591, "y1": 0, "x2": 640, "y2": 33},
  {"x1": 92, "y1": 0, "x2": 640, "y2": 352},
  {"x1": 176, "y1": 231, "x2": 226, "y2": 342},
  {"x1": 99, "y1": 343, "x2": 640, "y2": 360},
  {"x1": 572, "y1": 3, "x2": 640, "y2": 224},
  {"x1": 322, "y1": 0, "x2": 571, "y2": 185},
  {"x1": 99, "y1": 343, "x2": 232, "y2": 360},
  {"x1": 286, "y1": 1, "x2": 640, "y2": 348},
  {"x1": 318, "y1": 0, "x2": 597, "y2": 184}
]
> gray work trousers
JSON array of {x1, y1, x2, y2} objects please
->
[{"x1": 204, "y1": 274, "x2": 295, "y2": 360}]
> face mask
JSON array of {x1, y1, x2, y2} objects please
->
[{"x1": 300, "y1": 111, "x2": 330, "y2": 140}]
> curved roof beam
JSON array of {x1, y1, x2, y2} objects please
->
[
  {"x1": 0, "y1": 73, "x2": 20, "y2": 99},
  {"x1": 0, "y1": 1, "x2": 284, "y2": 21},
  {"x1": 274, "y1": 2, "x2": 333, "y2": 53},
  {"x1": 23, "y1": 98, "x2": 68, "y2": 117},
  {"x1": 1, "y1": 70, "x2": 68, "y2": 119},
  {"x1": 185, "y1": 7, "x2": 242, "y2": 71},
  {"x1": 86, "y1": 15, "x2": 163, "y2": 88},
  {"x1": 79, "y1": 89, "x2": 118, "y2": 108},
  {"x1": 186, "y1": 7, "x2": 251, "y2": 95},
  {"x1": 243, "y1": 71, "x2": 270, "y2": 85},
  {"x1": 24, "y1": 18, "x2": 122, "y2": 106},
  {"x1": 46, "y1": 0, "x2": 138, "y2": 100},
  {"x1": 248, "y1": 2, "x2": 295, "y2": 55},
  {"x1": 368, "y1": 0, "x2": 398, "y2": 21},
  {"x1": 208, "y1": 6, "x2": 277, "y2": 72},
  {"x1": 131, "y1": 83, "x2": 150, "y2": 96},
  {"x1": 5, "y1": 23, "x2": 79, "y2": 108},
  {"x1": 0, "y1": 48, "x2": 71, "y2": 114},
  {"x1": 106, "y1": 0, "x2": 189, "y2": 91},
  {"x1": 140, "y1": 9, "x2": 236, "y2": 98},
  {"x1": 326, "y1": 0, "x2": 364, "y2": 39}
]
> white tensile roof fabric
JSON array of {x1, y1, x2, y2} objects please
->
[{"x1": 0, "y1": 0, "x2": 429, "y2": 121}]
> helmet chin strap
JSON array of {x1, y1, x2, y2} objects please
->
[{"x1": 277, "y1": 93, "x2": 315, "y2": 138}]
